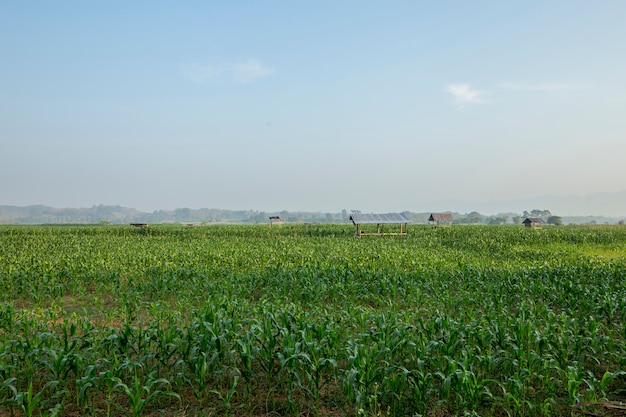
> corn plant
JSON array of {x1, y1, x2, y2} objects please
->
[
  {"x1": 0, "y1": 224, "x2": 625, "y2": 416},
  {"x1": 113, "y1": 370, "x2": 180, "y2": 417}
]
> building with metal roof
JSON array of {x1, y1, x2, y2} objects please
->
[{"x1": 349, "y1": 213, "x2": 410, "y2": 236}]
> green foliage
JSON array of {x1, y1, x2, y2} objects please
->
[
  {"x1": 0, "y1": 224, "x2": 625, "y2": 415},
  {"x1": 547, "y1": 215, "x2": 564, "y2": 226}
]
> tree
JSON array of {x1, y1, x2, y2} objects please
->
[
  {"x1": 488, "y1": 216, "x2": 507, "y2": 225},
  {"x1": 523, "y1": 209, "x2": 552, "y2": 219},
  {"x1": 547, "y1": 215, "x2": 563, "y2": 226},
  {"x1": 467, "y1": 211, "x2": 483, "y2": 224}
]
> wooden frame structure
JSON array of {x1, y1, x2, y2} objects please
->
[
  {"x1": 269, "y1": 216, "x2": 282, "y2": 228},
  {"x1": 349, "y1": 213, "x2": 410, "y2": 237},
  {"x1": 428, "y1": 213, "x2": 454, "y2": 227}
]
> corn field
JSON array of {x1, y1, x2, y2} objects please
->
[{"x1": 0, "y1": 224, "x2": 625, "y2": 416}]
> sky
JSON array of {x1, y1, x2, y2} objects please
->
[{"x1": 2, "y1": 1, "x2": 626, "y2": 215}]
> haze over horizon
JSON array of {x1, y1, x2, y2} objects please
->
[{"x1": 2, "y1": 2, "x2": 625, "y2": 215}]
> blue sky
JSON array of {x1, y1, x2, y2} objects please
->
[{"x1": 2, "y1": 1, "x2": 625, "y2": 215}]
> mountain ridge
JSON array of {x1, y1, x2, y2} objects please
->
[
  {"x1": 426, "y1": 189, "x2": 626, "y2": 218},
  {"x1": 2, "y1": 191, "x2": 625, "y2": 226}
]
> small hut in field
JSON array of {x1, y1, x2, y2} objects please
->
[
  {"x1": 428, "y1": 213, "x2": 454, "y2": 227},
  {"x1": 523, "y1": 217, "x2": 545, "y2": 229},
  {"x1": 349, "y1": 213, "x2": 410, "y2": 237}
]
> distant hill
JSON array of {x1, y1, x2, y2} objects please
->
[
  {"x1": 0, "y1": 205, "x2": 260, "y2": 225},
  {"x1": 427, "y1": 190, "x2": 626, "y2": 219},
  {"x1": 0, "y1": 205, "x2": 147, "y2": 224},
  {"x1": 1, "y1": 204, "x2": 624, "y2": 225},
  {"x1": 0, "y1": 205, "x2": 344, "y2": 225}
]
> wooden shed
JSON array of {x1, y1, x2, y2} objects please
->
[
  {"x1": 349, "y1": 213, "x2": 410, "y2": 237},
  {"x1": 428, "y1": 213, "x2": 454, "y2": 227},
  {"x1": 523, "y1": 217, "x2": 545, "y2": 229}
]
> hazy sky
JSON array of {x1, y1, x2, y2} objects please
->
[{"x1": 2, "y1": 1, "x2": 625, "y2": 214}]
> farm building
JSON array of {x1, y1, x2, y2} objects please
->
[
  {"x1": 523, "y1": 217, "x2": 545, "y2": 228},
  {"x1": 428, "y1": 213, "x2": 454, "y2": 227},
  {"x1": 349, "y1": 213, "x2": 410, "y2": 237}
]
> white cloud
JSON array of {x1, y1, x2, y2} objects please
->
[
  {"x1": 443, "y1": 81, "x2": 589, "y2": 109},
  {"x1": 444, "y1": 83, "x2": 485, "y2": 106},
  {"x1": 231, "y1": 59, "x2": 275, "y2": 84},
  {"x1": 181, "y1": 59, "x2": 275, "y2": 85},
  {"x1": 496, "y1": 82, "x2": 587, "y2": 92}
]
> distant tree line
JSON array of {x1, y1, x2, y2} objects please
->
[
  {"x1": 0, "y1": 205, "x2": 622, "y2": 225},
  {"x1": 0, "y1": 205, "x2": 344, "y2": 225}
]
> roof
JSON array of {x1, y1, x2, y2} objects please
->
[
  {"x1": 429, "y1": 213, "x2": 454, "y2": 222},
  {"x1": 523, "y1": 217, "x2": 545, "y2": 223},
  {"x1": 349, "y1": 213, "x2": 410, "y2": 225}
]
